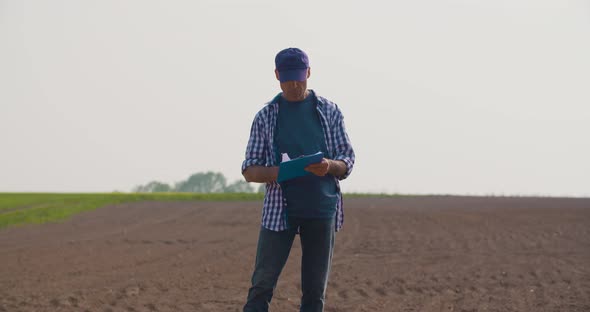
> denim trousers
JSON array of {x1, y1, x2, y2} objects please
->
[{"x1": 243, "y1": 216, "x2": 335, "y2": 312}]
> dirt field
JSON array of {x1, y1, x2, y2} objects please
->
[{"x1": 1, "y1": 196, "x2": 589, "y2": 312}]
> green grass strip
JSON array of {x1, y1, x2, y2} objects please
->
[
  {"x1": 0, "y1": 193, "x2": 88, "y2": 211},
  {"x1": 0, "y1": 192, "x2": 406, "y2": 229},
  {"x1": 0, "y1": 193, "x2": 263, "y2": 229}
]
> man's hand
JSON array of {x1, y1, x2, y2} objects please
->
[{"x1": 304, "y1": 158, "x2": 331, "y2": 176}]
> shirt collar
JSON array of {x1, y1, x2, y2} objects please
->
[{"x1": 269, "y1": 89, "x2": 321, "y2": 107}]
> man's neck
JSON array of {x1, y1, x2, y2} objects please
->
[{"x1": 282, "y1": 90, "x2": 309, "y2": 102}]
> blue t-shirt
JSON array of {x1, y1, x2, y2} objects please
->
[{"x1": 274, "y1": 93, "x2": 339, "y2": 219}]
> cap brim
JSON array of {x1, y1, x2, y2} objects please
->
[{"x1": 278, "y1": 69, "x2": 308, "y2": 82}]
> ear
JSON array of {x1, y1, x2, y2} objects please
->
[
  {"x1": 275, "y1": 69, "x2": 280, "y2": 81},
  {"x1": 307, "y1": 67, "x2": 311, "y2": 79}
]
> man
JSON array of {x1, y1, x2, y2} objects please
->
[{"x1": 241, "y1": 47, "x2": 355, "y2": 312}]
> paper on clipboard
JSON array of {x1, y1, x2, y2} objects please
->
[{"x1": 277, "y1": 151, "x2": 324, "y2": 183}]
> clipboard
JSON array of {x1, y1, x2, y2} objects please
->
[{"x1": 277, "y1": 152, "x2": 324, "y2": 183}]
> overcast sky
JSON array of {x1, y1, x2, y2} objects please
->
[{"x1": 1, "y1": 0, "x2": 589, "y2": 196}]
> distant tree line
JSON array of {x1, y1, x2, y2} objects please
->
[{"x1": 133, "y1": 171, "x2": 264, "y2": 193}]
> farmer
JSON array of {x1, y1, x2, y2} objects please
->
[{"x1": 241, "y1": 47, "x2": 355, "y2": 312}]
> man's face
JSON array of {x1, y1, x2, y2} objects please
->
[{"x1": 275, "y1": 68, "x2": 310, "y2": 101}]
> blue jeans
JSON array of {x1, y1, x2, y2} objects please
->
[{"x1": 243, "y1": 217, "x2": 335, "y2": 312}]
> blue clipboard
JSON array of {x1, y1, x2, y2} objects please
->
[{"x1": 277, "y1": 152, "x2": 324, "y2": 183}]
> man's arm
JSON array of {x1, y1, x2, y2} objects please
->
[
  {"x1": 243, "y1": 165, "x2": 279, "y2": 183},
  {"x1": 304, "y1": 103, "x2": 354, "y2": 180},
  {"x1": 330, "y1": 104, "x2": 355, "y2": 180},
  {"x1": 305, "y1": 158, "x2": 348, "y2": 178},
  {"x1": 327, "y1": 159, "x2": 348, "y2": 177},
  {"x1": 241, "y1": 109, "x2": 275, "y2": 183}
]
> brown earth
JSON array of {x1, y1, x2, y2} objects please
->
[{"x1": 1, "y1": 196, "x2": 589, "y2": 312}]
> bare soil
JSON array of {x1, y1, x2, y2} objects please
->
[{"x1": 1, "y1": 196, "x2": 589, "y2": 312}]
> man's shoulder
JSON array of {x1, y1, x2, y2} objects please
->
[
  {"x1": 313, "y1": 91, "x2": 342, "y2": 115},
  {"x1": 252, "y1": 94, "x2": 280, "y2": 120}
]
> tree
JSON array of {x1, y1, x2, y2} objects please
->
[
  {"x1": 224, "y1": 180, "x2": 255, "y2": 193},
  {"x1": 133, "y1": 172, "x2": 261, "y2": 194},
  {"x1": 175, "y1": 171, "x2": 227, "y2": 193},
  {"x1": 133, "y1": 181, "x2": 172, "y2": 193}
]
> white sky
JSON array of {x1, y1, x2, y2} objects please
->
[{"x1": 1, "y1": 0, "x2": 589, "y2": 196}]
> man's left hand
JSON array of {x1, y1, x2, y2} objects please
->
[{"x1": 305, "y1": 158, "x2": 331, "y2": 176}]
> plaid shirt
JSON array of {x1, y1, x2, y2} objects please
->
[{"x1": 241, "y1": 90, "x2": 355, "y2": 232}]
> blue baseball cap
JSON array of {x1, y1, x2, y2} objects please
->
[{"x1": 275, "y1": 47, "x2": 309, "y2": 82}]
